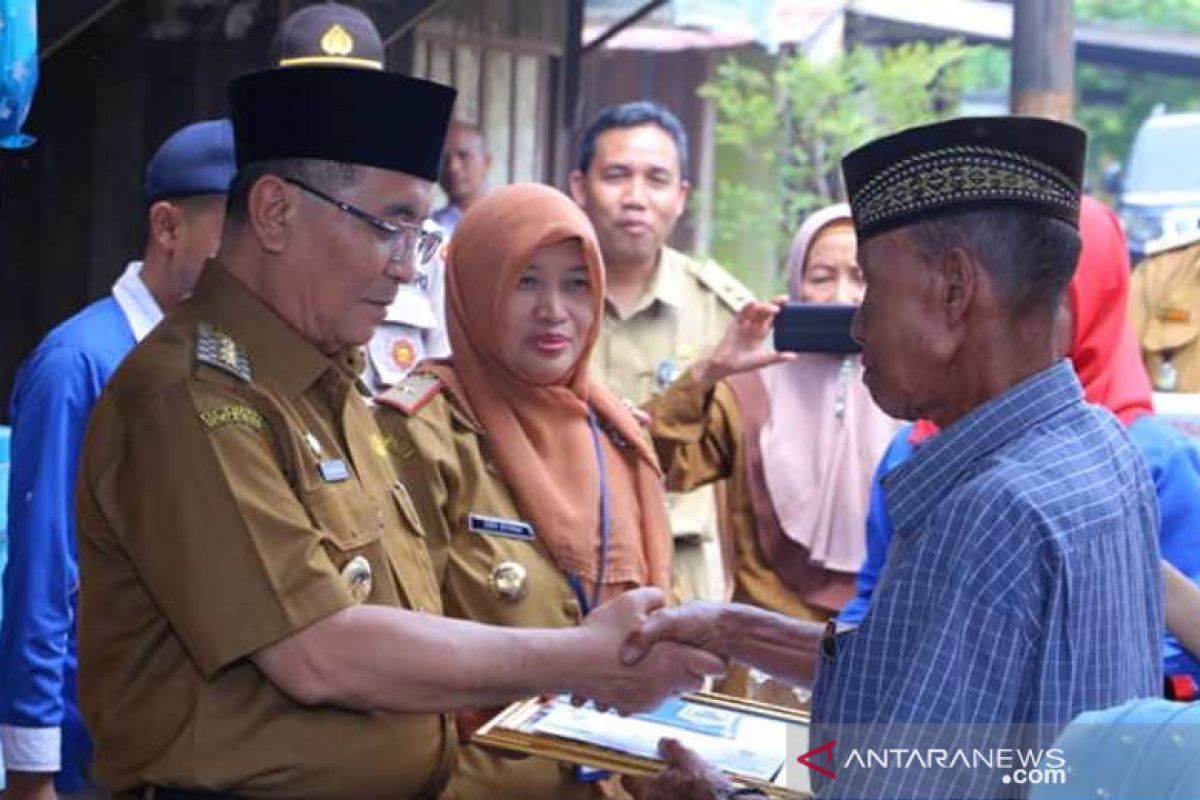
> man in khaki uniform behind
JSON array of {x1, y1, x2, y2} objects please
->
[
  {"x1": 1130, "y1": 232, "x2": 1200, "y2": 393},
  {"x1": 74, "y1": 67, "x2": 722, "y2": 800},
  {"x1": 570, "y1": 102, "x2": 753, "y2": 602}
]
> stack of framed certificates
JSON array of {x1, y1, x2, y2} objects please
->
[{"x1": 473, "y1": 692, "x2": 811, "y2": 798}]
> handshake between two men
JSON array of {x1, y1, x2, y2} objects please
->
[
  {"x1": 562, "y1": 590, "x2": 825, "y2": 800},
  {"x1": 563, "y1": 589, "x2": 823, "y2": 715}
]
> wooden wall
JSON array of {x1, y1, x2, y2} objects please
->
[
  {"x1": 573, "y1": 45, "x2": 732, "y2": 255},
  {"x1": 0, "y1": 0, "x2": 570, "y2": 421},
  {"x1": 409, "y1": 0, "x2": 567, "y2": 191},
  {"x1": 0, "y1": 1, "x2": 278, "y2": 420}
]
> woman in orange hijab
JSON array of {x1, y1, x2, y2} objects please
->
[{"x1": 375, "y1": 183, "x2": 672, "y2": 800}]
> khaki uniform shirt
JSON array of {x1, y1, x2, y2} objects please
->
[
  {"x1": 76, "y1": 265, "x2": 453, "y2": 799},
  {"x1": 374, "y1": 381, "x2": 617, "y2": 800},
  {"x1": 591, "y1": 246, "x2": 753, "y2": 602},
  {"x1": 1131, "y1": 234, "x2": 1200, "y2": 393}
]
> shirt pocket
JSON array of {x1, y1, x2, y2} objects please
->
[
  {"x1": 301, "y1": 483, "x2": 404, "y2": 606},
  {"x1": 383, "y1": 484, "x2": 443, "y2": 615},
  {"x1": 317, "y1": 530, "x2": 401, "y2": 606},
  {"x1": 1142, "y1": 313, "x2": 1200, "y2": 354}
]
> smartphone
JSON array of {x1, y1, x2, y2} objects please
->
[{"x1": 772, "y1": 303, "x2": 861, "y2": 354}]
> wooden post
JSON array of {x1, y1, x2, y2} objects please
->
[{"x1": 1010, "y1": 0, "x2": 1075, "y2": 120}]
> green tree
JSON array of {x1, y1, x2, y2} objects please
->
[
  {"x1": 1074, "y1": 1, "x2": 1200, "y2": 180},
  {"x1": 703, "y1": 41, "x2": 969, "y2": 295},
  {"x1": 1076, "y1": 0, "x2": 1200, "y2": 32}
]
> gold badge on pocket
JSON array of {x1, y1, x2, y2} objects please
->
[
  {"x1": 488, "y1": 561, "x2": 528, "y2": 601},
  {"x1": 341, "y1": 555, "x2": 373, "y2": 603}
]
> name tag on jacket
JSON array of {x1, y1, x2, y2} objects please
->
[{"x1": 467, "y1": 513, "x2": 536, "y2": 541}]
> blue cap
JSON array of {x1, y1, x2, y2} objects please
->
[{"x1": 144, "y1": 118, "x2": 237, "y2": 205}]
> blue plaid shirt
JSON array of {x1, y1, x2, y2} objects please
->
[{"x1": 811, "y1": 361, "x2": 1163, "y2": 798}]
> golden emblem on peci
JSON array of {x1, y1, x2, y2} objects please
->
[{"x1": 320, "y1": 24, "x2": 355, "y2": 57}]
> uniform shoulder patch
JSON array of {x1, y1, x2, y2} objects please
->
[
  {"x1": 683, "y1": 253, "x2": 755, "y2": 312},
  {"x1": 198, "y1": 404, "x2": 265, "y2": 432},
  {"x1": 195, "y1": 322, "x2": 252, "y2": 383},
  {"x1": 377, "y1": 372, "x2": 443, "y2": 416},
  {"x1": 1145, "y1": 231, "x2": 1200, "y2": 260}
]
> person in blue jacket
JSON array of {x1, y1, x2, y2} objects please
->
[
  {"x1": 841, "y1": 196, "x2": 1200, "y2": 690},
  {"x1": 0, "y1": 119, "x2": 234, "y2": 799}
]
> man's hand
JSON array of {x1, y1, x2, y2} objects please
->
[
  {"x1": 624, "y1": 738, "x2": 760, "y2": 799},
  {"x1": 692, "y1": 297, "x2": 794, "y2": 390},
  {"x1": 621, "y1": 602, "x2": 824, "y2": 690},
  {"x1": 576, "y1": 589, "x2": 727, "y2": 715},
  {"x1": 619, "y1": 602, "x2": 734, "y2": 667},
  {"x1": 3, "y1": 771, "x2": 59, "y2": 800}
]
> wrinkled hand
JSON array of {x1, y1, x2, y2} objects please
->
[
  {"x1": 579, "y1": 589, "x2": 727, "y2": 715},
  {"x1": 620, "y1": 602, "x2": 733, "y2": 667},
  {"x1": 624, "y1": 738, "x2": 749, "y2": 799},
  {"x1": 695, "y1": 297, "x2": 794, "y2": 389}
]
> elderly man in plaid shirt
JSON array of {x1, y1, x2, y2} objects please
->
[{"x1": 621, "y1": 116, "x2": 1163, "y2": 800}]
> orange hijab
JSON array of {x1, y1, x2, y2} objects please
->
[{"x1": 427, "y1": 183, "x2": 672, "y2": 603}]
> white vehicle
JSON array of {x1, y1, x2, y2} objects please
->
[{"x1": 1104, "y1": 108, "x2": 1200, "y2": 262}]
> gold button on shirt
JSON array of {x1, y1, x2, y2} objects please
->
[{"x1": 76, "y1": 264, "x2": 453, "y2": 799}]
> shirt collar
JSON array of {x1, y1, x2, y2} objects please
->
[
  {"x1": 605, "y1": 246, "x2": 688, "y2": 321},
  {"x1": 111, "y1": 261, "x2": 163, "y2": 342},
  {"x1": 884, "y1": 360, "x2": 1084, "y2": 536},
  {"x1": 187, "y1": 262, "x2": 356, "y2": 398}
]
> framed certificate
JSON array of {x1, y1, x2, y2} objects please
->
[{"x1": 473, "y1": 692, "x2": 811, "y2": 798}]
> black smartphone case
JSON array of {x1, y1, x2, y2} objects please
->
[{"x1": 772, "y1": 303, "x2": 861, "y2": 354}]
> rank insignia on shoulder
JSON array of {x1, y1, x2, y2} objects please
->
[
  {"x1": 195, "y1": 322, "x2": 252, "y2": 382},
  {"x1": 376, "y1": 372, "x2": 442, "y2": 415},
  {"x1": 685, "y1": 257, "x2": 755, "y2": 312}
]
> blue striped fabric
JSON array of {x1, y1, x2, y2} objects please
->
[{"x1": 811, "y1": 361, "x2": 1164, "y2": 799}]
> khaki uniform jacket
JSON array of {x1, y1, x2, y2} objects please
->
[
  {"x1": 375, "y1": 379, "x2": 622, "y2": 800},
  {"x1": 75, "y1": 265, "x2": 453, "y2": 799},
  {"x1": 646, "y1": 370, "x2": 841, "y2": 710},
  {"x1": 1131, "y1": 235, "x2": 1200, "y2": 393},
  {"x1": 645, "y1": 370, "x2": 831, "y2": 621},
  {"x1": 591, "y1": 246, "x2": 753, "y2": 602}
]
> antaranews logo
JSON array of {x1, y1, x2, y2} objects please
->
[
  {"x1": 796, "y1": 740, "x2": 837, "y2": 780},
  {"x1": 791, "y1": 737, "x2": 1067, "y2": 791}
]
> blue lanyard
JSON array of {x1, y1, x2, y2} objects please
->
[{"x1": 571, "y1": 407, "x2": 611, "y2": 615}]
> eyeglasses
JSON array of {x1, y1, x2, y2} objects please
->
[{"x1": 285, "y1": 177, "x2": 443, "y2": 265}]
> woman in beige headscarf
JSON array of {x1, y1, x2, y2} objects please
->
[
  {"x1": 646, "y1": 203, "x2": 898, "y2": 705},
  {"x1": 374, "y1": 183, "x2": 672, "y2": 800}
]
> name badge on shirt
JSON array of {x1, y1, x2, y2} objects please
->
[
  {"x1": 319, "y1": 459, "x2": 350, "y2": 483},
  {"x1": 655, "y1": 358, "x2": 679, "y2": 391},
  {"x1": 467, "y1": 513, "x2": 536, "y2": 541}
]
